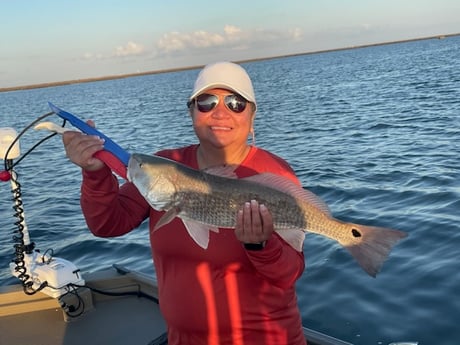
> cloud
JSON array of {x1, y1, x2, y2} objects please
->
[
  {"x1": 80, "y1": 26, "x2": 304, "y2": 62},
  {"x1": 113, "y1": 41, "x2": 146, "y2": 57},
  {"x1": 154, "y1": 25, "x2": 303, "y2": 56},
  {"x1": 81, "y1": 41, "x2": 146, "y2": 61},
  {"x1": 289, "y1": 28, "x2": 303, "y2": 41},
  {"x1": 156, "y1": 30, "x2": 226, "y2": 53},
  {"x1": 82, "y1": 52, "x2": 104, "y2": 60}
]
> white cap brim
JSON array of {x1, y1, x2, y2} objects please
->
[{"x1": 189, "y1": 62, "x2": 256, "y2": 107}]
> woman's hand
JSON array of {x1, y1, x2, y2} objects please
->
[
  {"x1": 62, "y1": 120, "x2": 105, "y2": 171},
  {"x1": 235, "y1": 199, "x2": 274, "y2": 244}
]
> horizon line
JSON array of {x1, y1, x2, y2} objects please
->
[{"x1": 1, "y1": 32, "x2": 458, "y2": 93}]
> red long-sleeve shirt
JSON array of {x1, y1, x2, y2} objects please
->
[{"x1": 81, "y1": 145, "x2": 306, "y2": 345}]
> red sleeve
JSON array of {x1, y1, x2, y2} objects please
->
[
  {"x1": 79, "y1": 146, "x2": 197, "y2": 238},
  {"x1": 80, "y1": 165, "x2": 150, "y2": 237},
  {"x1": 246, "y1": 233, "x2": 305, "y2": 289}
]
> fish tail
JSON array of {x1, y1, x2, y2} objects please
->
[{"x1": 342, "y1": 224, "x2": 407, "y2": 277}]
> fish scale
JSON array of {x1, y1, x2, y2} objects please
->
[{"x1": 177, "y1": 177, "x2": 307, "y2": 229}]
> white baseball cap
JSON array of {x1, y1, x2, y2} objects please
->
[{"x1": 189, "y1": 61, "x2": 256, "y2": 107}]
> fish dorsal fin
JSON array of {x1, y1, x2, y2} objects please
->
[
  {"x1": 202, "y1": 165, "x2": 238, "y2": 179},
  {"x1": 276, "y1": 229, "x2": 305, "y2": 252},
  {"x1": 242, "y1": 173, "x2": 331, "y2": 216},
  {"x1": 182, "y1": 219, "x2": 220, "y2": 249}
]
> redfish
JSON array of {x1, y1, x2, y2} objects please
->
[{"x1": 128, "y1": 153, "x2": 407, "y2": 277}]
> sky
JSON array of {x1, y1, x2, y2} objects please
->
[{"x1": 1, "y1": 0, "x2": 459, "y2": 88}]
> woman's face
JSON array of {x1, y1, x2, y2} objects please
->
[{"x1": 190, "y1": 88, "x2": 255, "y2": 150}]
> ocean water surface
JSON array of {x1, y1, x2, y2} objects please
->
[{"x1": 1, "y1": 35, "x2": 459, "y2": 344}]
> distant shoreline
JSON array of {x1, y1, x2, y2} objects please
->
[{"x1": 1, "y1": 33, "x2": 458, "y2": 93}]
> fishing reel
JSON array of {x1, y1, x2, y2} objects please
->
[{"x1": 0, "y1": 127, "x2": 84, "y2": 298}]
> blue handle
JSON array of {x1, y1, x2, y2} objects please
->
[{"x1": 48, "y1": 102, "x2": 131, "y2": 166}]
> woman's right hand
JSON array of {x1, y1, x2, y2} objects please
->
[{"x1": 62, "y1": 120, "x2": 106, "y2": 171}]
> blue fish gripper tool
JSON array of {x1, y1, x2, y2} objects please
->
[{"x1": 48, "y1": 102, "x2": 130, "y2": 179}]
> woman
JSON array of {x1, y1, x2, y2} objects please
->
[{"x1": 63, "y1": 61, "x2": 307, "y2": 345}]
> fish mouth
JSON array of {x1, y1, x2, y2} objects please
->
[
  {"x1": 130, "y1": 154, "x2": 143, "y2": 165},
  {"x1": 127, "y1": 154, "x2": 143, "y2": 181}
]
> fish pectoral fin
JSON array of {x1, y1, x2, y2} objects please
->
[
  {"x1": 275, "y1": 229, "x2": 305, "y2": 252},
  {"x1": 183, "y1": 220, "x2": 217, "y2": 249},
  {"x1": 209, "y1": 226, "x2": 220, "y2": 233},
  {"x1": 154, "y1": 208, "x2": 179, "y2": 231}
]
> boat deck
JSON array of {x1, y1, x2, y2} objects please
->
[
  {"x1": 1, "y1": 267, "x2": 167, "y2": 345},
  {"x1": 0, "y1": 265, "x2": 352, "y2": 345},
  {"x1": 1, "y1": 293, "x2": 167, "y2": 345}
]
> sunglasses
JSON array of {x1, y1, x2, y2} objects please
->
[{"x1": 187, "y1": 93, "x2": 248, "y2": 113}]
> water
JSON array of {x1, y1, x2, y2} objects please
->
[{"x1": 1, "y1": 36, "x2": 459, "y2": 345}]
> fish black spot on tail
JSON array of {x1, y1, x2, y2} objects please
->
[
  {"x1": 345, "y1": 225, "x2": 407, "y2": 277},
  {"x1": 352, "y1": 228, "x2": 362, "y2": 237}
]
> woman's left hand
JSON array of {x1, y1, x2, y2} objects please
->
[{"x1": 234, "y1": 200, "x2": 274, "y2": 244}]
